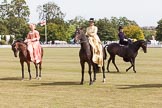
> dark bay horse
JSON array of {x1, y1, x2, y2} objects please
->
[
  {"x1": 11, "y1": 40, "x2": 43, "y2": 80},
  {"x1": 104, "y1": 40, "x2": 147, "y2": 73},
  {"x1": 74, "y1": 28, "x2": 106, "y2": 85}
]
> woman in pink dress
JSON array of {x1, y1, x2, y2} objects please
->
[{"x1": 24, "y1": 23, "x2": 42, "y2": 63}]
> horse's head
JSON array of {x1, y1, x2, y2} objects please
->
[
  {"x1": 74, "y1": 28, "x2": 85, "y2": 43},
  {"x1": 11, "y1": 41, "x2": 19, "y2": 57},
  {"x1": 11, "y1": 40, "x2": 28, "y2": 58},
  {"x1": 140, "y1": 40, "x2": 147, "y2": 53}
]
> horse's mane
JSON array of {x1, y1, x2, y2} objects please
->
[
  {"x1": 133, "y1": 40, "x2": 145, "y2": 43},
  {"x1": 12, "y1": 39, "x2": 27, "y2": 46},
  {"x1": 15, "y1": 39, "x2": 24, "y2": 43}
]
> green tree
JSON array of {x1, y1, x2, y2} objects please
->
[
  {"x1": 37, "y1": 2, "x2": 74, "y2": 42},
  {"x1": 7, "y1": 17, "x2": 29, "y2": 39},
  {"x1": 5, "y1": 0, "x2": 30, "y2": 39},
  {"x1": 68, "y1": 16, "x2": 88, "y2": 29},
  {"x1": 65, "y1": 24, "x2": 76, "y2": 42},
  {"x1": 95, "y1": 17, "x2": 138, "y2": 41},
  {"x1": 0, "y1": 19, "x2": 9, "y2": 35},
  {"x1": 156, "y1": 19, "x2": 162, "y2": 41},
  {"x1": 96, "y1": 18, "x2": 117, "y2": 41},
  {"x1": 8, "y1": 0, "x2": 30, "y2": 21},
  {"x1": 143, "y1": 29, "x2": 156, "y2": 40},
  {"x1": 36, "y1": 25, "x2": 46, "y2": 42},
  {"x1": 0, "y1": 0, "x2": 9, "y2": 19},
  {"x1": 47, "y1": 20, "x2": 74, "y2": 42},
  {"x1": 37, "y1": 2, "x2": 65, "y2": 21},
  {"x1": 118, "y1": 17, "x2": 137, "y2": 26}
]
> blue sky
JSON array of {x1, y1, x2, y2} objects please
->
[{"x1": 1, "y1": 0, "x2": 162, "y2": 26}]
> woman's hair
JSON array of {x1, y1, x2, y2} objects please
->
[
  {"x1": 29, "y1": 23, "x2": 36, "y2": 29},
  {"x1": 118, "y1": 26, "x2": 123, "y2": 31}
]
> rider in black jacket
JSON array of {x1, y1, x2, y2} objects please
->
[{"x1": 118, "y1": 26, "x2": 131, "y2": 45}]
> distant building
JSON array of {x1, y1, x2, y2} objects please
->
[{"x1": 150, "y1": 36, "x2": 159, "y2": 45}]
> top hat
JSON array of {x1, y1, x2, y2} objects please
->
[{"x1": 89, "y1": 18, "x2": 94, "y2": 22}]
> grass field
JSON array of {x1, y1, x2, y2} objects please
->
[{"x1": 0, "y1": 47, "x2": 162, "y2": 108}]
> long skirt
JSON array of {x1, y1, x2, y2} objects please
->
[
  {"x1": 88, "y1": 36, "x2": 103, "y2": 67},
  {"x1": 27, "y1": 41, "x2": 42, "y2": 63}
]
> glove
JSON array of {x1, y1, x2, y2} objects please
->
[{"x1": 124, "y1": 39, "x2": 128, "y2": 41}]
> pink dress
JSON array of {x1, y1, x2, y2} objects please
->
[{"x1": 25, "y1": 30, "x2": 42, "y2": 63}]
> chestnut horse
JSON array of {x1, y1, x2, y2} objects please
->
[{"x1": 11, "y1": 40, "x2": 43, "y2": 80}]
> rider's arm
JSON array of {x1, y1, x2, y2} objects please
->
[
  {"x1": 24, "y1": 33, "x2": 31, "y2": 42},
  {"x1": 31, "y1": 30, "x2": 40, "y2": 42}
]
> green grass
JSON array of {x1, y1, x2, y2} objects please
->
[{"x1": 0, "y1": 47, "x2": 162, "y2": 108}]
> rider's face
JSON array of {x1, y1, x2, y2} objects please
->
[
  {"x1": 89, "y1": 21, "x2": 94, "y2": 26},
  {"x1": 120, "y1": 29, "x2": 123, "y2": 32},
  {"x1": 29, "y1": 24, "x2": 35, "y2": 31}
]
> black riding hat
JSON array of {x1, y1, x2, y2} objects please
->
[
  {"x1": 89, "y1": 18, "x2": 95, "y2": 22},
  {"x1": 118, "y1": 26, "x2": 123, "y2": 31}
]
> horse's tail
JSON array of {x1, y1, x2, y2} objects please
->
[
  {"x1": 103, "y1": 44, "x2": 108, "y2": 60},
  {"x1": 41, "y1": 47, "x2": 43, "y2": 58}
]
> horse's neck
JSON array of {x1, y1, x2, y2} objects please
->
[
  {"x1": 80, "y1": 34, "x2": 91, "y2": 51},
  {"x1": 18, "y1": 43, "x2": 27, "y2": 53},
  {"x1": 131, "y1": 41, "x2": 141, "y2": 52}
]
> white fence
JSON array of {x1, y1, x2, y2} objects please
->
[
  {"x1": 0, "y1": 44, "x2": 80, "y2": 48},
  {"x1": 2, "y1": 44, "x2": 162, "y2": 48}
]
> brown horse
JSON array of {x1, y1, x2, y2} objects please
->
[
  {"x1": 11, "y1": 40, "x2": 43, "y2": 80},
  {"x1": 104, "y1": 40, "x2": 147, "y2": 73},
  {"x1": 74, "y1": 28, "x2": 106, "y2": 85}
]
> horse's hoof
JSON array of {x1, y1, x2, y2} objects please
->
[
  {"x1": 80, "y1": 82, "x2": 83, "y2": 85},
  {"x1": 89, "y1": 83, "x2": 93, "y2": 85},
  {"x1": 93, "y1": 79, "x2": 96, "y2": 82},
  {"x1": 21, "y1": 79, "x2": 24, "y2": 81},
  {"x1": 35, "y1": 77, "x2": 39, "y2": 80},
  {"x1": 126, "y1": 69, "x2": 128, "y2": 72},
  {"x1": 38, "y1": 77, "x2": 41, "y2": 80},
  {"x1": 134, "y1": 71, "x2": 136, "y2": 73},
  {"x1": 103, "y1": 78, "x2": 106, "y2": 83},
  {"x1": 89, "y1": 82, "x2": 93, "y2": 85}
]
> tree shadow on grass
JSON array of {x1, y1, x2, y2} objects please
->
[
  {"x1": 29, "y1": 81, "x2": 80, "y2": 87},
  {"x1": 41, "y1": 81, "x2": 80, "y2": 86},
  {"x1": 0, "y1": 77, "x2": 21, "y2": 81},
  {"x1": 117, "y1": 84, "x2": 162, "y2": 89},
  {"x1": 107, "y1": 71, "x2": 127, "y2": 74}
]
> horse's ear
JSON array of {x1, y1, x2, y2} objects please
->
[
  {"x1": 11, "y1": 40, "x2": 16, "y2": 46},
  {"x1": 80, "y1": 27, "x2": 83, "y2": 30},
  {"x1": 79, "y1": 27, "x2": 86, "y2": 33}
]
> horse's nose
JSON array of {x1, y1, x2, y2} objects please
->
[
  {"x1": 14, "y1": 53, "x2": 17, "y2": 57},
  {"x1": 74, "y1": 38, "x2": 77, "y2": 43}
]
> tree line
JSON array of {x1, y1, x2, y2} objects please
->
[{"x1": 0, "y1": 0, "x2": 161, "y2": 44}]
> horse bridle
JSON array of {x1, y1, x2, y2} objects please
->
[{"x1": 75, "y1": 34, "x2": 88, "y2": 44}]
